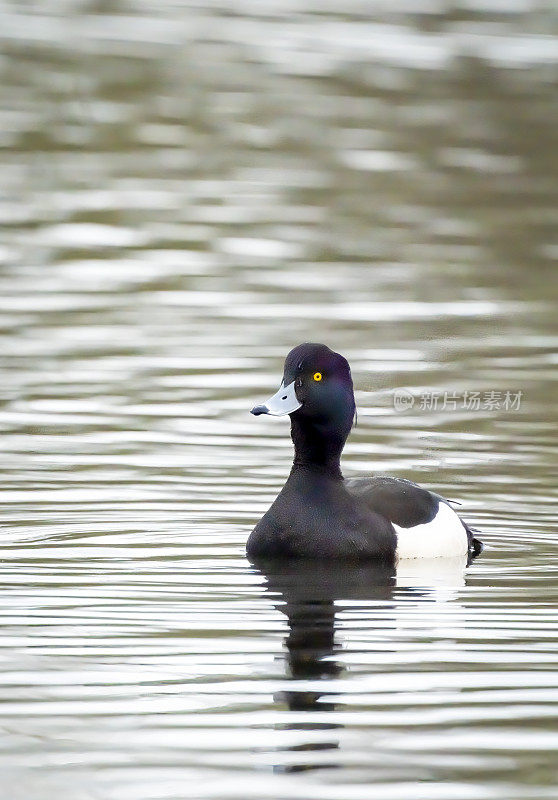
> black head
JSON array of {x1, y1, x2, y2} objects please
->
[
  {"x1": 283, "y1": 342, "x2": 355, "y2": 430},
  {"x1": 251, "y1": 343, "x2": 356, "y2": 472}
]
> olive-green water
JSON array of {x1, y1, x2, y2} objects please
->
[{"x1": 1, "y1": 2, "x2": 557, "y2": 799}]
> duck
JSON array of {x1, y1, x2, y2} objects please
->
[{"x1": 248, "y1": 342, "x2": 482, "y2": 562}]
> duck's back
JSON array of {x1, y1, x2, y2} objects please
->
[
  {"x1": 345, "y1": 475, "x2": 481, "y2": 559},
  {"x1": 248, "y1": 471, "x2": 480, "y2": 562}
]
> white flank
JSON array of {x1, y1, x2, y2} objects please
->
[{"x1": 393, "y1": 501, "x2": 468, "y2": 560}]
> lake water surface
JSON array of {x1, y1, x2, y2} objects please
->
[{"x1": 0, "y1": 2, "x2": 557, "y2": 798}]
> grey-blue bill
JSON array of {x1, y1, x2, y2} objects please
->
[{"x1": 251, "y1": 380, "x2": 302, "y2": 416}]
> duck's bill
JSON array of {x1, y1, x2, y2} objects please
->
[{"x1": 251, "y1": 380, "x2": 302, "y2": 416}]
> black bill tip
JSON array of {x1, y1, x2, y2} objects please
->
[{"x1": 251, "y1": 404, "x2": 269, "y2": 416}]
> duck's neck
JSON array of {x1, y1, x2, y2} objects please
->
[{"x1": 289, "y1": 415, "x2": 346, "y2": 480}]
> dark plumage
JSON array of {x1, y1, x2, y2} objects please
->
[{"x1": 247, "y1": 343, "x2": 481, "y2": 562}]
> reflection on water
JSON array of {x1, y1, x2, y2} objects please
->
[
  {"x1": 254, "y1": 557, "x2": 471, "y2": 775},
  {"x1": 0, "y1": 1, "x2": 557, "y2": 799},
  {"x1": 257, "y1": 560, "x2": 395, "y2": 774}
]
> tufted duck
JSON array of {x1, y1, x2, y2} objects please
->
[{"x1": 247, "y1": 342, "x2": 482, "y2": 562}]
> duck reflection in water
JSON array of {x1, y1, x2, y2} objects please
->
[{"x1": 251, "y1": 554, "x2": 470, "y2": 774}]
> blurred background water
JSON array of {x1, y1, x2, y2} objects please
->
[{"x1": 1, "y1": 1, "x2": 558, "y2": 798}]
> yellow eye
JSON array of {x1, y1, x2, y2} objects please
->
[{"x1": 313, "y1": 372, "x2": 322, "y2": 382}]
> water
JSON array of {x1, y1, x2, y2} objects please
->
[{"x1": 1, "y1": 1, "x2": 557, "y2": 798}]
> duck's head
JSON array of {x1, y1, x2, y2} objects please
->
[{"x1": 251, "y1": 342, "x2": 356, "y2": 441}]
